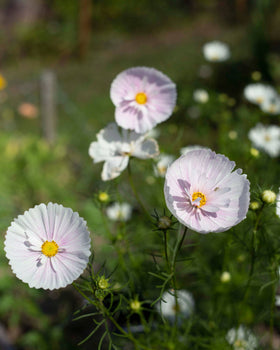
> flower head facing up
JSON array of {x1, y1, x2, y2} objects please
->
[
  {"x1": 4, "y1": 203, "x2": 91, "y2": 290},
  {"x1": 164, "y1": 149, "x2": 250, "y2": 234},
  {"x1": 226, "y1": 325, "x2": 258, "y2": 350},
  {"x1": 106, "y1": 202, "x2": 132, "y2": 222},
  {"x1": 248, "y1": 123, "x2": 280, "y2": 158},
  {"x1": 243, "y1": 83, "x2": 277, "y2": 106},
  {"x1": 156, "y1": 289, "x2": 194, "y2": 324},
  {"x1": 110, "y1": 67, "x2": 177, "y2": 134},
  {"x1": 89, "y1": 123, "x2": 159, "y2": 181},
  {"x1": 202, "y1": 41, "x2": 230, "y2": 62}
]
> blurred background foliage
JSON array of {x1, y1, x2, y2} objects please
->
[{"x1": 1, "y1": 0, "x2": 280, "y2": 349}]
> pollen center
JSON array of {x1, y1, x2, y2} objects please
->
[
  {"x1": 192, "y1": 192, "x2": 207, "y2": 208},
  {"x1": 41, "y1": 240, "x2": 59, "y2": 257},
  {"x1": 135, "y1": 92, "x2": 147, "y2": 104}
]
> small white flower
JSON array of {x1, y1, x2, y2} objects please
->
[
  {"x1": 275, "y1": 295, "x2": 280, "y2": 307},
  {"x1": 156, "y1": 289, "x2": 194, "y2": 324},
  {"x1": 89, "y1": 123, "x2": 159, "y2": 181},
  {"x1": 244, "y1": 83, "x2": 277, "y2": 105},
  {"x1": 106, "y1": 202, "x2": 132, "y2": 222},
  {"x1": 193, "y1": 89, "x2": 209, "y2": 103},
  {"x1": 226, "y1": 325, "x2": 258, "y2": 350},
  {"x1": 154, "y1": 154, "x2": 175, "y2": 177},
  {"x1": 260, "y1": 96, "x2": 280, "y2": 115},
  {"x1": 248, "y1": 123, "x2": 280, "y2": 158},
  {"x1": 203, "y1": 41, "x2": 230, "y2": 62},
  {"x1": 180, "y1": 145, "x2": 209, "y2": 156}
]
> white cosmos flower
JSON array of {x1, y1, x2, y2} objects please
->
[
  {"x1": 89, "y1": 123, "x2": 159, "y2": 181},
  {"x1": 154, "y1": 154, "x2": 175, "y2": 177},
  {"x1": 248, "y1": 123, "x2": 280, "y2": 158},
  {"x1": 156, "y1": 289, "x2": 194, "y2": 324},
  {"x1": 203, "y1": 41, "x2": 230, "y2": 62},
  {"x1": 180, "y1": 145, "x2": 209, "y2": 156},
  {"x1": 106, "y1": 202, "x2": 132, "y2": 222},
  {"x1": 226, "y1": 325, "x2": 258, "y2": 350},
  {"x1": 244, "y1": 83, "x2": 277, "y2": 105},
  {"x1": 193, "y1": 89, "x2": 209, "y2": 103},
  {"x1": 4, "y1": 203, "x2": 91, "y2": 290},
  {"x1": 260, "y1": 95, "x2": 280, "y2": 115}
]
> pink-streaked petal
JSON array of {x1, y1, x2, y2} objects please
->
[
  {"x1": 110, "y1": 66, "x2": 177, "y2": 133},
  {"x1": 164, "y1": 149, "x2": 250, "y2": 233}
]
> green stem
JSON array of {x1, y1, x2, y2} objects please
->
[
  {"x1": 270, "y1": 265, "x2": 277, "y2": 350},
  {"x1": 170, "y1": 226, "x2": 188, "y2": 342},
  {"x1": 243, "y1": 204, "x2": 264, "y2": 300},
  {"x1": 127, "y1": 162, "x2": 151, "y2": 220},
  {"x1": 99, "y1": 301, "x2": 153, "y2": 350}
]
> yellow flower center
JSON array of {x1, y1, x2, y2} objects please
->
[
  {"x1": 192, "y1": 192, "x2": 207, "y2": 208},
  {"x1": 41, "y1": 240, "x2": 59, "y2": 257},
  {"x1": 256, "y1": 97, "x2": 263, "y2": 104},
  {"x1": 135, "y1": 92, "x2": 147, "y2": 104}
]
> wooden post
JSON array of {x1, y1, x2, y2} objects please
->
[
  {"x1": 40, "y1": 70, "x2": 56, "y2": 144},
  {"x1": 78, "y1": 0, "x2": 92, "y2": 59}
]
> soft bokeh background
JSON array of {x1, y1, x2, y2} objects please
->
[{"x1": 1, "y1": 0, "x2": 280, "y2": 349}]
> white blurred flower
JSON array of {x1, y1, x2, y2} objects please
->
[
  {"x1": 275, "y1": 295, "x2": 280, "y2": 307},
  {"x1": 106, "y1": 202, "x2": 132, "y2": 222},
  {"x1": 260, "y1": 96, "x2": 280, "y2": 115},
  {"x1": 156, "y1": 289, "x2": 194, "y2": 324},
  {"x1": 228, "y1": 130, "x2": 238, "y2": 140},
  {"x1": 276, "y1": 189, "x2": 280, "y2": 218},
  {"x1": 89, "y1": 123, "x2": 159, "y2": 181},
  {"x1": 244, "y1": 83, "x2": 277, "y2": 105},
  {"x1": 193, "y1": 89, "x2": 209, "y2": 103},
  {"x1": 180, "y1": 145, "x2": 209, "y2": 156},
  {"x1": 154, "y1": 154, "x2": 175, "y2": 177},
  {"x1": 203, "y1": 41, "x2": 230, "y2": 62},
  {"x1": 226, "y1": 325, "x2": 258, "y2": 350},
  {"x1": 220, "y1": 271, "x2": 231, "y2": 283},
  {"x1": 248, "y1": 123, "x2": 280, "y2": 158}
]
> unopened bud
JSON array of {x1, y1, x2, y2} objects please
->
[
  {"x1": 130, "y1": 299, "x2": 141, "y2": 312},
  {"x1": 250, "y1": 201, "x2": 260, "y2": 210},
  {"x1": 262, "y1": 190, "x2": 276, "y2": 204},
  {"x1": 158, "y1": 216, "x2": 172, "y2": 230}
]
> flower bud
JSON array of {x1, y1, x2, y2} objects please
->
[
  {"x1": 249, "y1": 201, "x2": 260, "y2": 210},
  {"x1": 262, "y1": 190, "x2": 276, "y2": 204},
  {"x1": 250, "y1": 148, "x2": 259, "y2": 158},
  {"x1": 130, "y1": 299, "x2": 141, "y2": 312},
  {"x1": 98, "y1": 191, "x2": 109, "y2": 202},
  {"x1": 98, "y1": 276, "x2": 110, "y2": 290},
  {"x1": 158, "y1": 216, "x2": 172, "y2": 230}
]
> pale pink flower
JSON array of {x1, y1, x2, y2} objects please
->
[
  {"x1": 110, "y1": 67, "x2": 177, "y2": 134},
  {"x1": 89, "y1": 123, "x2": 159, "y2": 181},
  {"x1": 5, "y1": 203, "x2": 91, "y2": 290},
  {"x1": 164, "y1": 149, "x2": 250, "y2": 233}
]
